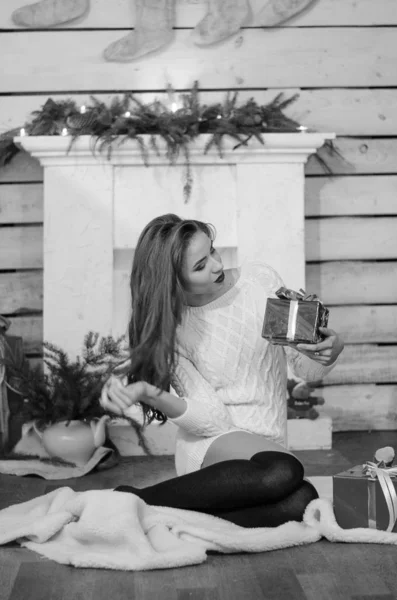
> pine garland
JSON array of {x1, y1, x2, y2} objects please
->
[
  {"x1": 0, "y1": 331, "x2": 151, "y2": 455},
  {"x1": 0, "y1": 450, "x2": 78, "y2": 467},
  {"x1": 0, "y1": 82, "x2": 341, "y2": 202}
]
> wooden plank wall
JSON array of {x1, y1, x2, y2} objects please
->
[{"x1": 0, "y1": 0, "x2": 397, "y2": 431}]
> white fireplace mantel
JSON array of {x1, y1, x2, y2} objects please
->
[
  {"x1": 16, "y1": 133, "x2": 333, "y2": 165},
  {"x1": 16, "y1": 133, "x2": 335, "y2": 360}
]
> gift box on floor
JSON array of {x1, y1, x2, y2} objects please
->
[
  {"x1": 262, "y1": 287, "x2": 329, "y2": 346},
  {"x1": 333, "y1": 448, "x2": 397, "y2": 532}
]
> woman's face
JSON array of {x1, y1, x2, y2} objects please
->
[{"x1": 181, "y1": 231, "x2": 225, "y2": 295}]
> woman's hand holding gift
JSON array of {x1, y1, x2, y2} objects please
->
[{"x1": 295, "y1": 327, "x2": 344, "y2": 366}]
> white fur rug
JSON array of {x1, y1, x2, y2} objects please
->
[{"x1": 0, "y1": 476, "x2": 397, "y2": 571}]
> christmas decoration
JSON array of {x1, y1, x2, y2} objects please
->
[
  {"x1": 262, "y1": 287, "x2": 330, "y2": 346},
  {"x1": 103, "y1": 0, "x2": 175, "y2": 62},
  {"x1": 258, "y1": 0, "x2": 316, "y2": 27},
  {"x1": 12, "y1": 0, "x2": 89, "y2": 28},
  {"x1": 286, "y1": 379, "x2": 325, "y2": 420},
  {"x1": 374, "y1": 446, "x2": 395, "y2": 468},
  {"x1": 0, "y1": 83, "x2": 341, "y2": 202},
  {"x1": 334, "y1": 447, "x2": 397, "y2": 532},
  {"x1": 10, "y1": 0, "x2": 319, "y2": 60},
  {"x1": 0, "y1": 449, "x2": 78, "y2": 466},
  {"x1": 191, "y1": 0, "x2": 249, "y2": 47},
  {"x1": 0, "y1": 331, "x2": 150, "y2": 455}
]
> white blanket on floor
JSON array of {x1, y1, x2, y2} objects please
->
[{"x1": 1, "y1": 486, "x2": 397, "y2": 571}]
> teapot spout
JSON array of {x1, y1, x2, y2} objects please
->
[{"x1": 90, "y1": 415, "x2": 110, "y2": 448}]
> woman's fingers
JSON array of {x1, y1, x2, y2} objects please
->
[
  {"x1": 101, "y1": 385, "x2": 123, "y2": 415},
  {"x1": 313, "y1": 357, "x2": 328, "y2": 366},
  {"x1": 107, "y1": 385, "x2": 131, "y2": 411},
  {"x1": 100, "y1": 385, "x2": 110, "y2": 409},
  {"x1": 101, "y1": 378, "x2": 130, "y2": 414},
  {"x1": 319, "y1": 327, "x2": 337, "y2": 337},
  {"x1": 297, "y1": 338, "x2": 333, "y2": 353},
  {"x1": 100, "y1": 377, "x2": 150, "y2": 417}
]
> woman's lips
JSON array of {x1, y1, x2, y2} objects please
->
[{"x1": 214, "y1": 272, "x2": 225, "y2": 283}]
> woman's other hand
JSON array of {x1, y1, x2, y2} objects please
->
[
  {"x1": 295, "y1": 327, "x2": 345, "y2": 366},
  {"x1": 100, "y1": 376, "x2": 151, "y2": 416}
]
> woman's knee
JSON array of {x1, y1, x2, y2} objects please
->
[
  {"x1": 290, "y1": 479, "x2": 319, "y2": 520},
  {"x1": 251, "y1": 451, "x2": 304, "y2": 492}
]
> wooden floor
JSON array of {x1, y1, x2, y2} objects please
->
[{"x1": 1, "y1": 430, "x2": 397, "y2": 600}]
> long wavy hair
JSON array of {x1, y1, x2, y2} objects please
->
[{"x1": 126, "y1": 213, "x2": 216, "y2": 425}]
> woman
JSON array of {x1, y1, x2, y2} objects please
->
[{"x1": 100, "y1": 213, "x2": 344, "y2": 527}]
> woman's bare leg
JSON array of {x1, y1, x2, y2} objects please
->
[{"x1": 201, "y1": 430, "x2": 299, "y2": 469}]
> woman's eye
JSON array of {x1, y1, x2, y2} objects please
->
[{"x1": 195, "y1": 247, "x2": 215, "y2": 271}]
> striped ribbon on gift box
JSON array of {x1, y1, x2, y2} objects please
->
[{"x1": 363, "y1": 462, "x2": 397, "y2": 532}]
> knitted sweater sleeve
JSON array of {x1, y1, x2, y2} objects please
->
[
  {"x1": 168, "y1": 354, "x2": 237, "y2": 437},
  {"x1": 284, "y1": 346, "x2": 336, "y2": 382},
  {"x1": 248, "y1": 261, "x2": 338, "y2": 382}
]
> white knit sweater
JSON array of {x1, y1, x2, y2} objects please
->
[{"x1": 169, "y1": 261, "x2": 337, "y2": 476}]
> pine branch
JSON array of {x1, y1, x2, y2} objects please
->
[
  {"x1": 1, "y1": 331, "x2": 149, "y2": 452},
  {"x1": 0, "y1": 83, "x2": 340, "y2": 201}
]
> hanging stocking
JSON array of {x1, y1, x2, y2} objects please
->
[
  {"x1": 257, "y1": 0, "x2": 316, "y2": 27},
  {"x1": 12, "y1": 0, "x2": 89, "y2": 28},
  {"x1": 103, "y1": 0, "x2": 174, "y2": 62},
  {"x1": 191, "y1": 0, "x2": 250, "y2": 47}
]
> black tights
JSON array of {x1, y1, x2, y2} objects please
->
[{"x1": 115, "y1": 451, "x2": 318, "y2": 528}]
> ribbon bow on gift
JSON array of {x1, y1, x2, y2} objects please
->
[
  {"x1": 362, "y1": 461, "x2": 397, "y2": 532},
  {"x1": 275, "y1": 287, "x2": 322, "y2": 303}
]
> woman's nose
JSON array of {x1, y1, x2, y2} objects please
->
[{"x1": 211, "y1": 256, "x2": 223, "y2": 271}]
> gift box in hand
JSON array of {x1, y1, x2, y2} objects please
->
[
  {"x1": 333, "y1": 446, "x2": 397, "y2": 533},
  {"x1": 262, "y1": 287, "x2": 329, "y2": 346}
]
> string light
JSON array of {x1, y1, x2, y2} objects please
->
[
  {"x1": 61, "y1": 127, "x2": 68, "y2": 136},
  {"x1": 19, "y1": 127, "x2": 26, "y2": 137},
  {"x1": 80, "y1": 105, "x2": 86, "y2": 114},
  {"x1": 216, "y1": 114, "x2": 222, "y2": 119},
  {"x1": 297, "y1": 125, "x2": 308, "y2": 133},
  {"x1": 170, "y1": 102, "x2": 178, "y2": 113},
  {"x1": 124, "y1": 111, "x2": 131, "y2": 118}
]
